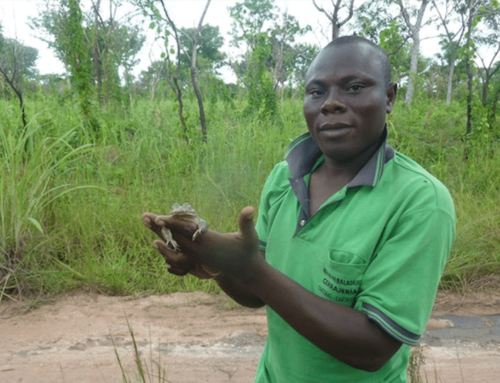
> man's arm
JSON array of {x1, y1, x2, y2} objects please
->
[
  {"x1": 214, "y1": 270, "x2": 265, "y2": 308},
  {"x1": 154, "y1": 207, "x2": 401, "y2": 372},
  {"x1": 238, "y1": 257, "x2": 401, "y2": 371}
]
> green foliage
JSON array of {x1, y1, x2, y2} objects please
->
[
  {"x1": 379, "y1": 19, "x2": 411, "y2": 83},
  {"x1": 229, "y1": 0, "x2": 311, "y2": 92},
  {"x1": 245, "y1": 33, "x2": 278, "y2": 119},
  {"x1": 0, "y1": 22, "x2": 3, "y2": 49},
  {"x1": 228, "y1": 0, "x2": 277, "y2": 49},
  {"x1": 0, "y1": 38, "x2": 39, "y2": 81},
  {"x1": 388, "y1": 97, "x2": 500, "y2": 289},
  {"x1": 178, "y1": 24, "x2": 226, "y2": 73},
  {"x1": 1, "y1": 90, "x2": 499, "y2": 300},
  {"x1": 65, "y1": 0, "x2": 100, "y2": 139},
  {"x1": 0, "y1": 110, "x2": 93, "y2": 299}
]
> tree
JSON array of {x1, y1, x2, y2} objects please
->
[
  {"x1": 179, "y1": 24, "x2": 226, "y2": 74},
  {"x1": 268, "y1": 12, "x2": 312, "y2": 91},
  {"x1": 0, "y1": 34, "x2": 39, "y2": 130},
  {"x1": 289, "y1": 43, "x2": 321, "y2": 85},
  {"x1": 379, "y1": 20, "x2": 413, "y2": 84},
  {"x1": 394, "y1": 0, "x2": 431, "y2": 105},
  {"x1": 245, "y1": 33, "x2": 278, "y2": 118},
  {"x1": 312, "y1": 0, "x2": 355, "y2": 40},
  {"x1": 137, "y1": 0, "x2": 215, "y2": 141},
  {"x1": 179, "y1": 0, "x2": 212, "y2": 142},
  {"x1": 32, "y1": 0, "x2": 145, "y2": 109},
  {"x1": 474, "y1": 2, "x2": 500, "y2": 108},
  {"x1": 87, "y1": 1, "x2": 145, "y2": 106},
  {"x1": 229, "y1": 0, "x2": 277, "y2": 50},
  {"x1": 137, "y1": 60, "x2": 170, "y2": 102},
  {"x1": 67, "y1": 0, "x2": 99, "y2": 137},
  {"x1": 353, "y1": 3, "x2": 412, "y2": 83},
  {"x1": 30, "y1": 0, "x2": 100, "y2": 139},
  {"x1": 460, "y1": 0, "x2": 489, "y2": 135},
  {"x1": 229, "y1": 0, "x2": 312, "y2": 95},
  {"x1": 432, "y1": 0, "x2": 466, "y2": 104}
]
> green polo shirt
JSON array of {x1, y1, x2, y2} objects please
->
[{"x1": 254, "y1": 130, "x2": 455, "y2": 383}]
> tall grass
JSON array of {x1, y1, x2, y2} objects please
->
[
  {"x1": 0, "y1": 114, "x2": 95, "y2": 300},
  {"x1": 0, "y1": 93, "x2": 499, "y2": 299}
]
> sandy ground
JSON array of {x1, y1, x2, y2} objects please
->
[{"x1": 1, "y1": 287, "x2": 500, "y2": 383}]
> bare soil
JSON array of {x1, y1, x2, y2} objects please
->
[{"x1": 1, "y1": 285, "x2": 500, "y2": 383}]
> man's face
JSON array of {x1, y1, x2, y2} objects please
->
[{"x1": 303, "y1": 43, "x2": 396, "y2": 163}]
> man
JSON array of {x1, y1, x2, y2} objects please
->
[{"x1": 142, "y1": 35, "x2": 455, "y2": 382}]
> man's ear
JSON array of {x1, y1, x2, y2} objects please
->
[{"x1": 386, "y1": 82, "x2": 398, "y2": 114}]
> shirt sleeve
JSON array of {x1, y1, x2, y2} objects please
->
[
  {"x1": 354, "y1": 197, "x2": 455, "y2": 346},
  {"x1": 255, "y1": 162, "x2": 290, "y2": 253}
]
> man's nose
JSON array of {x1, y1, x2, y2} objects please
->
[{"x1": 321, "y1": 92, "x2": 347, "y2": 114}]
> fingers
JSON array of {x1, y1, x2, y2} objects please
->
[
  {"x1": 153, "y1": 239, "x2": 193, "y2": 275},
  {"x1": 142, "y1": 212, "x2": 164, "y2": 238},
  {"x1": 154, "y1": 215, "x2": 199, "y2": 239},
  {"x1": 167, "y1": 266, "x2": 190, "y2": 276},
  {"x1": 152, "y1": 240, "x2": 215, "y2": 280}
]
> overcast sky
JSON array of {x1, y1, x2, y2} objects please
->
[{"x1": 0, "y1": 0, "x2": 442, "y2": 80}]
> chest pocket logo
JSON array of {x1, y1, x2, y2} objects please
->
[{"x1": 317, "y1": 250, "x2": 367, "y2": 306}]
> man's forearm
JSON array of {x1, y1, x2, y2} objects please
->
[{"x1": 215, "y1": 273, "x2": 265, "y2": 308}]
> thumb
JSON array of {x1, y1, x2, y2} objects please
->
[{"x1": 238, "y1": 206, "x2": 257, "y2": 242}]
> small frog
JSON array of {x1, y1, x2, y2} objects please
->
[
  {"x1": 160, "y1": 203, "x2": 218, "y2": 278},
  {"x1": 161, "y1": 202, "x2": 208, "y2": 251}
]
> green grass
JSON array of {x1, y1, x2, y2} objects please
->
[{"x1": 0, "y1": 94, "x2": 499, "y2": 299}]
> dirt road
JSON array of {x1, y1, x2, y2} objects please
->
[{"x1": 1, "y1": 289, "x2": 499, "y2": 383}]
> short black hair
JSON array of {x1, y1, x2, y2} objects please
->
[{"x1": 324, "y1": 35, "x2": 392, "y2": 87}]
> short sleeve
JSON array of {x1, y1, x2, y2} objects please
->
[
  {"x1": 354, "y1": 205, "x2": 455, "y2": 346},
  {"x1": 255, "y1": 162, "x2": 291, "y2": 253}
]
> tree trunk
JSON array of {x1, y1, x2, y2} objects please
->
[
  {"x1": 445, "y1": 51, "x2": 456, "y2": 105},
  {"x1": 405, "y1": 35, "x2": 420, "y2": 105},
  {"x1": 0, "y1": 67, "x2": 28, "y2": 131},
  {"x1": 92, "y1": 0, "x2": 103, "y2": 107},
  {"x1": 465, "y1": 3, "x2": 474, "y2": 136},
  {"x1": 189, "y1": 0, "x2": 211, "y2": 142},
  {"x1": 398, "y1": 0, "x2": 429, "y2": 106},
  {"x1": 332, "y1": 22, "x2": 339, "y2": 40},
  {"x1": 312, "y1": 0, "x2": 353, "y2": 41},
  {"x1": 172, "y1": 75, "x2": 187, "y2": 136},
  {"x1": 191, "y1": 66, "x2": 207, "y2": 142},
  {"x1": 159, "y1": 0, "x2": 188, "y2": 139},
  {"x1": 482, "y1": 75, "x2": 488, "y2": 107}
]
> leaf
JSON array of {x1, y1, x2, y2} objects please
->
[
  {"x1": 149, "y1": 22, "x2": 155, "y2": 30},
  {"x1": 170, "y1": 48, "x2": 175, "y2": 54},
  {"x1": 28, "y1": 218, "x2": 44, "y2": 234}
]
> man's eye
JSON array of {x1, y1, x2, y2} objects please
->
[
  {"x1": 309, "y1": 89, "x2": 323, "y2": 97},
  {"x1": 348, "y1": 84, "x2": 364, "y2": 91}
]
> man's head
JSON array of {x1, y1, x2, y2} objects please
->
[{"x1": 303, "y1": 36, "x2": 397, "y2": 164}]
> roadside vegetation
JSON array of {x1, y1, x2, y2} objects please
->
[{"x1": 1, "y1": 92, "x2": 498, "y2": 300}]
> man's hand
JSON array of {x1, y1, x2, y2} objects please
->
[
  {"x1": 152, "y1": 206, "x2": 262, "y2": 281},
  {"x1": 142, "y1": 212, "x2": 217, "y2": 279}
]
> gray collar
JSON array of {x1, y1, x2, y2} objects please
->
[
  {"x1": 285, "y1": 127, "x2": 394, "y2": 188},
  {"x1": 286, "y1": 127, "x2": 395, "y2": 233}
]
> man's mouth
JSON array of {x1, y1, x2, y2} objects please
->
[
  {"x1": 317, "y1": 123, "x2": 352, "y2": 139},
  {"x1": 319, "y1": 122, "x2": 351, "y2": 131}
]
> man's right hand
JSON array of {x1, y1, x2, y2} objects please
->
[{"x1": 142, "y1": 212, "x2": 218, "y2": 280}]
